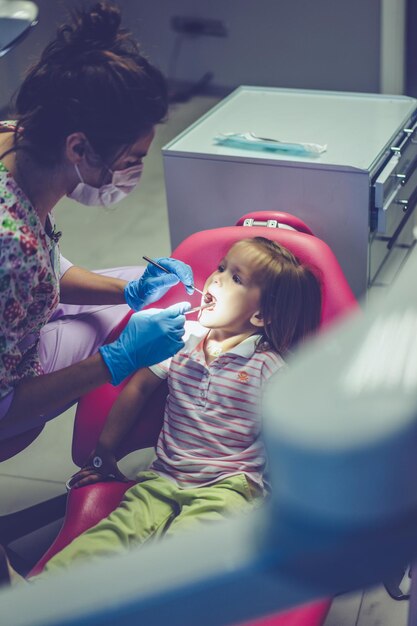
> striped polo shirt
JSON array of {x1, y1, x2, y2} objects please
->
[{"x1": 149, "y1": 321, "x2": 285, "y2": 489}]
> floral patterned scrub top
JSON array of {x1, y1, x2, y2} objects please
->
[{"x1": 0, "y1": 121, "x2": 61, "y2": 400}]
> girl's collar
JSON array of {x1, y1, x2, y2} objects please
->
[{"x1": 203, "y1": 330, "x2": 262, "y2": 360}]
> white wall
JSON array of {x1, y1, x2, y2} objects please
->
[
  {"x1": 124, "y1": 0, "x2": 382, "y2": 93},
  {"x1": 0, "y1": 0, "x2": 407, "y2": 112}
]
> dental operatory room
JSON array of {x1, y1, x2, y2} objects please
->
[{"x1": 3, "y1": 0, "x2": 417, "y2": 624}]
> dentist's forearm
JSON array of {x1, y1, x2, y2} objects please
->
[
  {"x1": 59, "y1": 266, "x2": 127, "y2": 305},
  {"x1": 0, "y1": 354, "x2": 111, "y2": 434}
]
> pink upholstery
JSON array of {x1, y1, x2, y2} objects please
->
[
  {"x1": 30, "y1": 212, "x2": 358, "y2": 623},
  {"x1": 30, "y1": 481, "x2": 136, "y2": 576},
  {"x1": 239, "y1": 603, "x2": 331, "y2": 626}
]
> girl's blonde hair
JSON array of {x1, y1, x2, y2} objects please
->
[{"x1": 236, "y1": 237, "x2": 322, "y2": 355}]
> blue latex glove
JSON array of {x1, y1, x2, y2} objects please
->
[
  {"x1": 99, "y1": 302, "x2": 191, "y2": 386},
  {"x1": 124, "y1": 257, "x2": 194, "y2": 311}
]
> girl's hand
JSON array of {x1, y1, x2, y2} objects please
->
[{"x1": 66, "y1": 448, "x2": 128, "y2": 489}]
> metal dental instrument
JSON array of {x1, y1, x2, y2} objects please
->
[
  {"x1": 184, "y1": 302, "x2": 212, "y2": 315},
  {"x1": 142, "y1": 256, "x2": 205, "y2": 296}
]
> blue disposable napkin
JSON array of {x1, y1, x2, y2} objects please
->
[{"x1": 214, "y1": 132, "x2": 327, "y2": 156}]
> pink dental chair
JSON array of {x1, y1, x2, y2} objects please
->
[{"x1": 29, "y1": 211, "x2": 358, "y2": 625}]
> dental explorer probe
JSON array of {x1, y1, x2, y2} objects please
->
[{"x1": 142, "y1": 256, "x2": 205, "y2": 296}]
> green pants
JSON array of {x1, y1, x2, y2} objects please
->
[{"x1": 37, "y1": 471, "x2": 263, "y2": 578}]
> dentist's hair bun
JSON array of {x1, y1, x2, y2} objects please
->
[
  {"x1": 58, "y1": 2, "x2": 128, "y2": 53},
  {"x1": 13, "y1": 1, "x2": 168, "y2": 167}
]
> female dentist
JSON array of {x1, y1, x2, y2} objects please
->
[{"x1": 0, "y1": 2, "x2": 193, "y2": 441}]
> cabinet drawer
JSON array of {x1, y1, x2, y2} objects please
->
[
  {"x1": 373, "y1": 122, "x2": 417, "y2": 218},
  {"x1": 373, "y1": 149, "x2": 417, "y2": 240},
  {"x1": 370, "y1": 138, "x2": 417, "y2": 286},
  {"x1": 369, "y1": 203, "x2": 416, "y2": 286}
]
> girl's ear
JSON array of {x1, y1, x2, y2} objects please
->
[{"x1": 250, "y1": 311, "x2": 264, "y2": 328}]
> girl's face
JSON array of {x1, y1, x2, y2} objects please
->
[{"x1": 199, "y1": 243, "x2": 263, "y2": 335}]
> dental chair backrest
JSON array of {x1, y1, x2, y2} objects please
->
[{"x1": 72, "y1": 212, "x2": 358, "y2": 467}]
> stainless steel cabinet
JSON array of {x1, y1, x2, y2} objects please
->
[{"x1": 163, "y1": 87, "x2": 417, "y2": 299}]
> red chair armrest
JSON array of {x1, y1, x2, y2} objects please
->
[{"x1": 29, "y1": 480, "x2": 135, "y2": 576}]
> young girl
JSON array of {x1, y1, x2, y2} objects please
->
[{"x1": 30, "y1": 236, "x2": 322, "y2": 577}]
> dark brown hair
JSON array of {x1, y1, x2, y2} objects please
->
[
  {"x1": 237, "y1": 237, "x2": 322, "y2": 355},
  {"x1": 7, "y1": 2, "x2": 168, "y2": 166}
]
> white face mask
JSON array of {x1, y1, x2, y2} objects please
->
[{"x1": 68, "y1": 162, "x2": 144, "y2": 207}]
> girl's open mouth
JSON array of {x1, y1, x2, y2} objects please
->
[{"x1": 203, "y1": 291, "x2": 216, "y2": 310}]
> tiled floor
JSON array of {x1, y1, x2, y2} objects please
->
[{"x1": 0, "y1": 94, "x2": 412, "y2": 625}]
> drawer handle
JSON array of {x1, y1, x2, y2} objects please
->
[
  {"x1": 387, "y1": 186, "x2": 417, "y2": 250},
  {"x1": 398, "y1": 152, "x2": 417, "y2": 185},
  {"x1": 389, "y1": 125, "x2": 417, "y2": 156},
  {"x1": 391, "y1": 152, "x2": 417, "y2": 186},
  {"x1": 394, "y1": 200, "x2": 409, "y2": 212}
]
